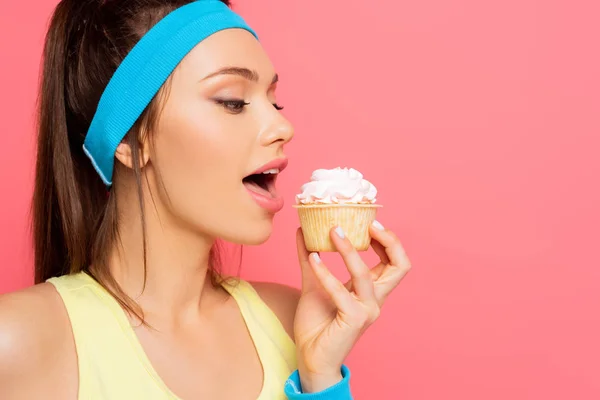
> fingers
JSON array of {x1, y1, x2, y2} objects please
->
[
  {"x1": 330, "y1": 226, "x2": 377, "y2": 304},
  {"x1": 344, "y1": 263, "x2": 385, "y2": 292},
  {"x1": 371, "y1": 238, "x2": 390, "y2": 265},
  {"x1": 308, "y1": 252, "x2": 356, "y2": 316},
  {"x1": 296, "y1": 228, "x2": 319, "y2": 292},
  {"x1": 368, "y1": 221, "x2": 412, "y2": 303}
]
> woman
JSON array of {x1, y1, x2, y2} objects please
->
[{"x1": 0, "y1": 0, "x2": 411, "y2": 398}]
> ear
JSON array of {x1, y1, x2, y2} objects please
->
[{"x1": 114, "y1": 137, "x2": 151, "y2": 170}]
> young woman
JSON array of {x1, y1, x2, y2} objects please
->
[{"x1": 0, "y1": 0, "x2": 411, "y2": 398}]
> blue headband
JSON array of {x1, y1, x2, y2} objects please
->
[{"x1": 82, "y1": 0, "x2": 258, "y2": 186}]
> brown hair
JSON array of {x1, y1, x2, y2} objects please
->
[{"x1": 32, "y1": 0, "x2": 232, "y2": 320}]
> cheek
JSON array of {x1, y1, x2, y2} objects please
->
[
  {"x1": 149, "y1": 104, "x2": 255, "y2": 228},
  {"x1": 155, "y1": 111, "x2": 232, "y2": 194}
]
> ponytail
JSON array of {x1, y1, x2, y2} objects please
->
[{"x1": 33, "y1": 0, "x2": 107, "y2": 284}]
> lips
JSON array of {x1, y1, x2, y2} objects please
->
[
  {"x1": 243, "y1": 158, "x2": 288, "y2": 196},
  {"x1": 243, "y1": 158, "x2": 288, "y2": 213},
  {"x1": 249, "y1": 158, "x2": 289, "y2": 176}
]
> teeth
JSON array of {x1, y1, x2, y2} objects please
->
[{"x1": 262, "y1": 168, "x2": 280, "y2": 174}]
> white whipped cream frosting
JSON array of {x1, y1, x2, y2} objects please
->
[{"x1": 296, "y1": 167, "x2": 378, "y2": 204}]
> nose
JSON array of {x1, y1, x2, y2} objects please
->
[{"x1": 259, "y1": 111, "x2": 294, "y2": 147}]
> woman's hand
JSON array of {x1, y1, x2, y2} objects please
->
[{"x1": 293, "y1": 221, "x2": 412, "y2": 393}]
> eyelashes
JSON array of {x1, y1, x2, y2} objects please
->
[
  {"x1": 214, "y1": 99, "x2": 284, "y2": 114},
  {"x1": 214, "y1": 99, "x2": 249, "y2": 114}
]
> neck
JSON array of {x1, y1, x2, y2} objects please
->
[{"x1": 108, "y1": 184, "x2": 223, "y2": 323}]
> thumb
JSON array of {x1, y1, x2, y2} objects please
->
[{"x1": 296, "y1": 228, "x2": 319, "y2": 293}]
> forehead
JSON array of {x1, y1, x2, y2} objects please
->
[{"x1": 175, "y1": 28, "x2": 275, "y2": 82}]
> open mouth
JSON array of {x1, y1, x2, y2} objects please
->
[{"x1": 242, "y1": 168, "x2": 279, "y2": 198}]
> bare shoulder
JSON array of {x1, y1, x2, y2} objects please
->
[
  {"x1": 0, "y1": 283, "x2": 77, "y2": 399},
  {"x1": 250, "y1": 281, "x2": 301, "y2": 341}
]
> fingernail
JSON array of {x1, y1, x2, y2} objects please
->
[
  {"x1": 334, "y1": 226, "x2": 345, "y2": 239},
  {"x1": 311, "y1": 253, "x2": 321, "y2": 263},
  {"x1": 372, "y1": 220, "x2": 384, "y2": 230}
]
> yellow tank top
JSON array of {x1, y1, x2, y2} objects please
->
[{"x1": 47, "y1": 272, "x2": 297, "y2": 399}]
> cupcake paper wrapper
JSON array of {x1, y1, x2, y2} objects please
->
[{"x1": 294, "y1": 204, "x2": 381, "y2": 252}]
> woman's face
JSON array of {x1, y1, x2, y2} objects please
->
[{"x1": 145, "y1": 28, "x2": 294, "y2": 245}]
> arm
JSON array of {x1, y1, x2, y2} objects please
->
[
  {"x1": 286, "y1": 224, "x2": 412, "y2": 398},
  {"x1": 252, "y1": 223, "x2": 411, "y2": 399},
  {"x1": 0, "y1": 284, "x2": 77, "y2": 399}
]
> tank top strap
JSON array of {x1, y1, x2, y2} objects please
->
[
  {"x1": 221, "y1": 278, "x2": 297, "y2": 374},
  {"x1": 47, "y1": 272, "x2": 171, "y2": 399}
]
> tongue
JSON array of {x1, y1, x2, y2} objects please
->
[{"x1": 244, "y1": 180, "x2": 273, "y2": 198}]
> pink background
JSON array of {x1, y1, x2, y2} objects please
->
[{"x1": 2, "y1": 1, "x2": 600, "y2": 399}]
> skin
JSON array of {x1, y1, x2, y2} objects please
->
[{"x1": 0, "y1": 28, "x2": 411, "y2": 399}]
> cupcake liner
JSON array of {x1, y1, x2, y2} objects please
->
[{"x1": 293, "y1": 204, "x2": 382, "y2": 252}]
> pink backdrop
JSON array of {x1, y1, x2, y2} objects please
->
[{"x1": 2, "y1": 1, "x2": 600, "y2": 399}]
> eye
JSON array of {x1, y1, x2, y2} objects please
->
[
  {"x1": 273, "y1": 103, "x2": 284, "y2": 111},
  {"x1": 214, "y1": 99, "x2": 249, "y2": 114}
]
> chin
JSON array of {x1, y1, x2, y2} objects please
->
[{"x1": 221, "y1": 216, "x2": 274, "y2": 246}]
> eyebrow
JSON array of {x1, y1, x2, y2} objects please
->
[{"x1": 201, "y1": 67, "x2": 279, "y2": 84}]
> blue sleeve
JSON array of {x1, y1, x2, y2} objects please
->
[{"x1": 284, "y1": 364, "x2": 353, "y2": 399}]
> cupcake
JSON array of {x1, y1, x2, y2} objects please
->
[{"x1": 293, "y1": 167, "x2": 381, "y2": 252}]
